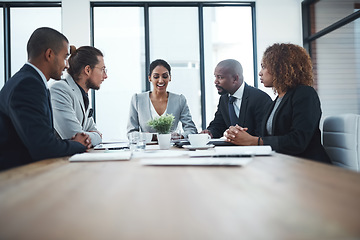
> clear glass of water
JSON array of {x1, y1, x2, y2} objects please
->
[
  {"x1": 136, "y1": 132, "x2": 146, "y2": 150},
  {"x1": 128, "y1": 132, "x2": 139, "y2": 151}
]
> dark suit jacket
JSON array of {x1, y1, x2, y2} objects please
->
[
  {"x1": 0, "y1": 64, "x2": 86, "y2": 171},
  {"x1": 261, "y1": 85, "x2": 331, "y2": 163},
  {"x1": 207, "y1": 83, "x2": 272, "y2": 138}
]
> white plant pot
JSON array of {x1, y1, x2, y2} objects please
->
[{"x1": 158, "y1": 133, "x2": 171, "y2": 150}]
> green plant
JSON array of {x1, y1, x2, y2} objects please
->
[{"x1": 147, "y1": 114, "x2": 175, "y2": 134}]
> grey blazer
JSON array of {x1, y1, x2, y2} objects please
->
[
  {"x1": 127, "y1": 91, "x2": 197, "y2": 137},
  {"x1": 49, "y1": 74, "x2": 102, "y2": 146}
]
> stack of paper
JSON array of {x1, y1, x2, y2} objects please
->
[
  {"x1": 189, "y1": 145, "x2": 273, "y2": 158},
  {"x1": 69, "y1": 150, "x2": 132, "y2": 162},
  {"x1": 141, "y1": 157, "x2": 252, "y2": 166}
]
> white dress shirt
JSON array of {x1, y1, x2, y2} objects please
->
[{"x1": 149, "y1": 97, "x2": 168, "y2": 118}]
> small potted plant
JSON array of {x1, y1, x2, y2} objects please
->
[{"x1": 148, "y1": 114, "x2": 175, "y2": 149}]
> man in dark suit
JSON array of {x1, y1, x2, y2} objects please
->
[
  {"x1": 0, "y1": 27, "x2": 91, "y2": 171},
  {"x1": 202, "y1": 59, "x2": 271, "y2": 138}
]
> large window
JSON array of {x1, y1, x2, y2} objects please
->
[
  {"x1": 303, "y1": 0, "x2": 360, "y2": 119},
  {"x1": 10, "y1": 7, "x2": 61, "y2": 76},
  {"x1": 0, "y1": 3, "x2": 61, "y2": 86},
  {"x1": 203, "y1": 6, "x2": 254, "y2": 129},
  {"x1": 93, "y1": 7, "x2": 145, "y2": 141},
  {"x1": 92, "y1": 2, "x2": 256, "y2": 141},
  {"x1": 149, "y1": 6, "x2": 201, "y2": 130}
]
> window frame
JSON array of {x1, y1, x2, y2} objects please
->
[
  {"x1": 90, "y1": 1, "x2": 257, "y2": 129},
  {"x1": 302, "y1": 0, "x2": 360, "y2": 116},
  {"x1": 1, "y1": 2, "x2": 61, "y2": 85},
  {"x1": 302, "y1": 0, "x2": 360, "y2": 56}
]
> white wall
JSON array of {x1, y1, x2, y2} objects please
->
[{"x1": 62, "y1": 0, "x2": 91, "y2": 46}]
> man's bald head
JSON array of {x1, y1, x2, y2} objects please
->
[
  {"x1": 214, "y1": 59, "x2": 244, "y2": 95},
  {"x1": 216, "y1": 59, "x2": 244, "y2": 83}
]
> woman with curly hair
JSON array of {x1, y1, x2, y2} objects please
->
[{"x1": 224, "y1": 43, "x2": 331, "y2": 163}]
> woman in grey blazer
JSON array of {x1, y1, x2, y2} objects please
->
[{"x1": 127, "y1": 59, "x2": 197, "y2": 138}]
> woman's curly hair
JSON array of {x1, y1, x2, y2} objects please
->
[{"x1": 262, "y1": 43, "x2": 313, "y2": 94}]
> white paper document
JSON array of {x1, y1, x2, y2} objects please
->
[
  {"x1": 69, "y1": 150, "x2": 132, "y2": 162},
  {"x1": 189, "y1": 145, "x2": 273, "y2": 158},
  {"x1": 141, "y1": 157, "x2": 252, "y2": 166},
  {"x1": 132, "y1": 149, "x2": 189, "y2": 159}
]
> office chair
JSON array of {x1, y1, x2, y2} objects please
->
[{"x1": 323, "y1": 114, "x2": 360, "y2": 171}]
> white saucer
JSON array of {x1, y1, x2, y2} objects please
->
[{"x1": 183, "y1": 144, "x2": 215, "y2": 150}]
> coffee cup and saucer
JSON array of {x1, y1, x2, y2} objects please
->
[{"x1": 183, "y1": 134, "x2": 215, "y2": 150}]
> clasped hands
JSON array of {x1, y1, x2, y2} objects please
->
[
  {"x1": 71, "y1": 132, "x2": 92, "y2": 149},
  {"x1": 224, "y1": 124, "x2": 258, "y2": 146}
]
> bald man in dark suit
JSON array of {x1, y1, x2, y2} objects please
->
[{"x1": 202, "y1": 59, "x2": 271, "y2": 138}]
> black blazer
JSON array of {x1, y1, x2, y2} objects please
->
[
  {"x1": 0, "y1": 64, "x2": 86, "y2": 171},
  {"x1": 261, "y1": 85, "x2": 330, "y2": 163},
  {"x1": 207, "y1": 83, "x2": 272, "y2": 138}
]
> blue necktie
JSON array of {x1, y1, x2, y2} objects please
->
[{"x1": 228, "y1": 95, "x2": 237, "y2": 126}]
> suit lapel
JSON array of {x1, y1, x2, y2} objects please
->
[
  {"x1": 238, "y1": 83, "x2": 249, "y2": 126},
  {"x1": 222, "y1": 95, "x2": 231, "y2": 125},
  {"x1": 271, "y1": 90, "x2": 292, "y2": 134},
  {"x1": 145, "y1": 92, "x2": 153, "y2": 120},
  {"x1": 65, "y1": 75, "x2": 86, "y2": 125},
  {"x1": 24, "y1": 64, "x2": 54, "y2": 128}
]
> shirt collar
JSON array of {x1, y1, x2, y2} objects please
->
[
  {"x1": 74, "y1": 79, "x2": 88, "y2": 97},
  {"x1": 26, "y1": 62, "x2": 48, "y2": 89},
  {"x1": 73, "y1": 75, "x2": 89, "y2": 110},
  {"x1": 230, "y1": 82, "x2": 245, "y2": 100}
]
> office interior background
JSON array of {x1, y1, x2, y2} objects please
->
[{"x1": 0, "y1": 0, "x2": 359, "y2": 141}]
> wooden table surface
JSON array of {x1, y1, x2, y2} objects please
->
[{"x1": 0, "y1": 149, "x2": 360, "y2": 240}]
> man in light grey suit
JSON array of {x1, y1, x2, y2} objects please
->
[{"x1": 50, "y1": 46, "x2": 107, "y2": 147}]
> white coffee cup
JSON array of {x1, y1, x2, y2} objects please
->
[{"x1": 188, "y1": 134, "x2": 211, "y2": 147}]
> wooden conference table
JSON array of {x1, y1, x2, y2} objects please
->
[{"x1": 0, "y1": 147, "x2": 360, "y2": 240}]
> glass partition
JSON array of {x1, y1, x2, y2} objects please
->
[
  {"x1": 313, "y1": 18, "x2": 360, "y2": 118},
  {"x1": 311, "y1": 0, "x2": 360, "y2": 34}
]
